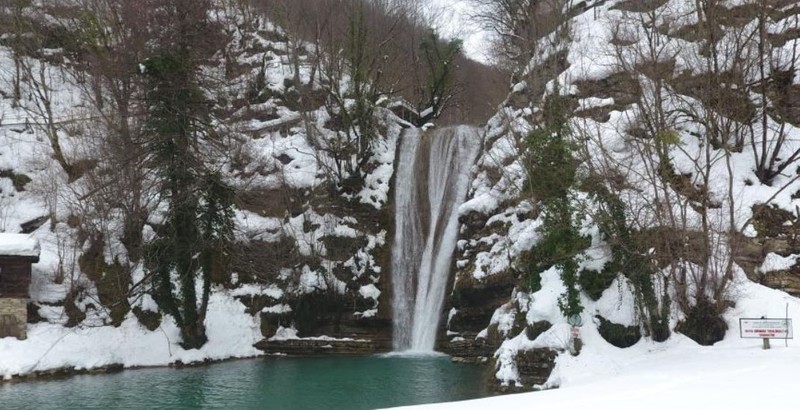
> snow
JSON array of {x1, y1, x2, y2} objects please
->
[
  {"x1": 298, "y1": 266, "x2": 328, "y2": 294},
  {"x1": 594, "y1": 277, "x2": 638, "y2": 326},
  {"x1": 261, "y1": 304, "x2": 292, "y2": 314},
  {"x1": 359, "y1": 284, "x2": 381, "y2": 300},
  {"x1": 229, "y1": 283, "x2": 284, "y2": 300},
  {"x1": 356, "y1": 309, "x2": 377, "y2": 318},
  {"x1": 140, "y1": 294, "x2": 158, "y2": 313},
  {"x1": 269, "y1": 326, "x2": 299, "y2": 341},
  {"x1": 759, "y1": 253, "x2": 798, "y2": 273},
  {"x1": 0, "y1": 290, "x2": 262, "y2": 379},
  {"x1": 396, "y1": 343, "x2": 800, "y2": 410},
  {"x1": 397, "y1": 273, "x2": 800, "y2": 410},
  {"x1": 489, "y1": 303, "x2": 516, "y2": 337},
  {"x1": 358, "y1": 116, "x2": 400, "y2": 208},
  {"x1": 268, "y1": 325, "x2": 366, "y2": 342},
  {"x1": 0, "y1": 233, "x2": 40, "y2": 257}
]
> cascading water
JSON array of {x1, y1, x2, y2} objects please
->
[{"x1": 391, "y1": 126, "x2": 481, "y2": 352}]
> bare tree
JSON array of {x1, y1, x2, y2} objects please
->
[{"x1": 471, "y1": 0, "x2": 569, "y2": 73}]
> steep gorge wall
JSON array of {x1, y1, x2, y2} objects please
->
[
  {"x1": 0, "y1": 4, "x2": 407, "y2": 360},
  {"x1": 4, "y1": 0, "x2": 800, "y2": 384},
  {"x1": 441, "y1": 0, "x2": 800, "y2": 392}
]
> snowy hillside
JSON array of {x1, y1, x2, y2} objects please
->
[
  {"x1": 0, "y1": 1, "x2": 402, "y2": 378},
  {"x1": 412, "y1": 269, "x2": 800, "y2": 409},
  {"x1": 443, "y1": 0, "x2": 800, "y2": 393},
  {"x1": 1, "y1": 0, "x2": 800, "y2": 407}
]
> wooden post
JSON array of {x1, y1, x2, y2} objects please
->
[{"x1": 763, "y1": 338, "x2": 770, "y2": 350}]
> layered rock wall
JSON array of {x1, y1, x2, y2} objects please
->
[{"x1": 0, "y1": 298, "x2": 27, "y2": 339}]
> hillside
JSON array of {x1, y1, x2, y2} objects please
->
[
  {"x1": 0, "y1": 0, "x2": 404, "y2": 376},
  {"x1": 0, "y1": 0, "x2": 799, "y2": 407},
  {"x1": 442, "y1": 0, "x2": 800, "y2": 393}
]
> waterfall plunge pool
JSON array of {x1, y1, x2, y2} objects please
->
[{"x1": 0, "y1": 355, "x2": 488, "y2": 409}]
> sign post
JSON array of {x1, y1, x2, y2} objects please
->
[
  {"x1": 739, "y1": 318, "x2": 793, "y2": 350},
  {"x1": 567, "y1": 314, "x2": 583, "y2": 355}
]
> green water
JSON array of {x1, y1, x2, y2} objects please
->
[{"x1": 0, "y1": 355, "x2": 488, "y2": 409}]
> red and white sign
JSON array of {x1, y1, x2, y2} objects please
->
[{"x1": 740, "y1": 318, "x2": 793, "y2": 339}]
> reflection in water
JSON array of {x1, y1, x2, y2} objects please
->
[{"x1": 0, "y1": 356, "x2": 487, "y2": 410}]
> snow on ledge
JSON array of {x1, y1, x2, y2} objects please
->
[
  {"x1": 268, "y1": 326, "x2": 368, "y2": 342},
  {"x1": 0, "y1": 233, "x2": 41, "y2": 258},
  {"x1": 759, "y1": 253, "x2": 798, "y2": 273}
]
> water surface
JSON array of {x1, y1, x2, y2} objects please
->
[{"x1": 0, "y1": 355, "x2": 488, "y2": 409}]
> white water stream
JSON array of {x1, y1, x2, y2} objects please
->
[{"x1": 391, "y1": 126, "x2": 481, "y2": 352}]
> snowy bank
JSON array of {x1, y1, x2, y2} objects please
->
[
  {"x1": 0, "y1": 291, "x2": 262, "y2": 380},
  {"x1": 395, "y1": 276, "x2": 800, "y2": 410},
  {"x1": 396, "y1": 342, "x2": 800, "y2": 410}
]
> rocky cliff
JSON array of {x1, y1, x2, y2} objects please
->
[{"x1": 441, "y1": 0, "x2": 800, "y2": 391}]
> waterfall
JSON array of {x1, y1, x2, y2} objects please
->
[{"x1": 391, "y1": 126, "x2": 481, "y2": 352}]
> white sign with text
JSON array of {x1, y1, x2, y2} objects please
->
[{"x1": 739, "y1": 318, "x2": 793, "y2": 339}]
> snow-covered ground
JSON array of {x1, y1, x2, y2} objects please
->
[
  {"x1": 398, "y1": 276, "x2": 800, "y2": 409},
  {"x1": 401, "y1": 342, "x2": 799, "y2": 409},
  {"x1": 0, "y1": 291, "x2": 263, "y2": 380}
]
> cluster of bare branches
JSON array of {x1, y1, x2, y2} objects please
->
[{"x1": 578, "y1": 1, "x2": 800, "y2": 343}]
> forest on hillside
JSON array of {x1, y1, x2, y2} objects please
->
[
  {"x1": 1, "y1": 0, "x2": 800, "y2": 402},
  {"x1": 0, "y1": 0, "x2": 507, "y2": 348}
]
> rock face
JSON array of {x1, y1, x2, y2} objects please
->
[
  {"x1": 0, "y1": 298, "x2": 27, "y2": 339},
  {"x1": 441, "y1": 337, "x2": 497, "y2": 361},
  {"x1": 734, "y1": 205, "x2": 800, "y2": 297},
  {"x1": 241, "y1": 128, "x2": 397, "y2": 352},
  {"x1": 250, "y1": 292, "x2": 393, "y2": 353},
  {"x1": 497, "y1": 349, "x2": 558, "y2": 393},
  {"x1": 445, "y1": 271, "x2": 518, "y2": 352},
  {"x1": 762, "y1": 268, "x2": 800, "y2": 297},
  {"x1": 740, "y1": 241, "x2": 800, "y2": 297},
  {"x1": 489, "y1": 348, "x2": 558, "y2": 394}
]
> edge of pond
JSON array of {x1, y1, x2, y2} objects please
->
[{"x1": 1, "y1": 348, "x2": 492, "y2": 386}]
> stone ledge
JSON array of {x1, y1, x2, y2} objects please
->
[
  {"x1": 254, "y1": 338, "x2": 389, "y2": 356},
  {"x1": 3, "y1": 364, "x2": 125, "y2": 384},
  {"x1": 1, "y1": 356, "x2": 262, "y2": 384},
  {"x1": 440, "y1": 335, "x2": 497, "y2": 360}
]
